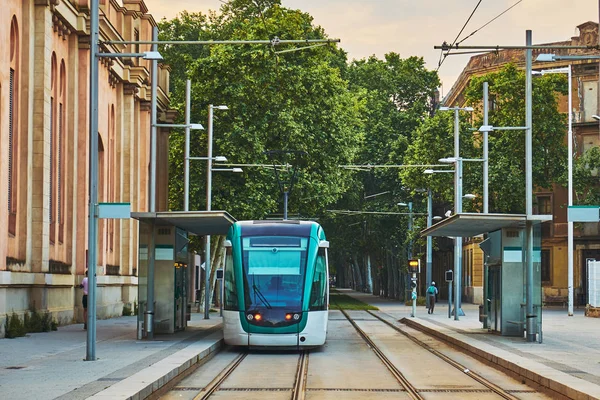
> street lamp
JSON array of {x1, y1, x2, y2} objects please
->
[
  {"x1": 100, "y1": 50, "x2": 163, "y2": 60},
  {"x1": 212, "y1": 167, "x2": 243, "y2": 173},
  {"x1": 204, "y1": 104, "x2": 229, "y2": 319},
  {"x1": 437, "y1": 105, "x2": 474, "y2": 320},
  {"x1": 397, "y1": 201, "x2": 416, "y2": 316},
  {"x1": 87, "y1": 1, "x2": 165, "y2": 358},
  {"x1": 534, "y1": 57, "x2": 575, "y2": 317},
  {"x1": 422, "y1": 168, "x2": 455, "y2": 304}
]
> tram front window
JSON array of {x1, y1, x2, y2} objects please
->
[{"x1": 242, "y1": 236, "x2": 307, "y2": 311}]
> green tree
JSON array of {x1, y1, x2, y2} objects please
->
[
  {"x1": 159, "y1": 0, "x2": 362, "y2": 221},
  {"x1": 463, "y1": 64, "x2": 568, "y2": 213},
  {"x1": 573, "y1": 147, "x2": 600, "y2": 205}
]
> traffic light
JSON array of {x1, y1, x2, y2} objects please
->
[
  {"x1": 445, "y1": 270, "x2": 453, "y2": 282},
  {"x1": 408, "y1": 259, "x2": 420, "y2": 273}
]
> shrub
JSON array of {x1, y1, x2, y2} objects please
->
[
  {"x1": 26, "y1": 310, "x2": 43, "y2": 333},
  {"x1": 122, "y1": 304, "x2": 132, "y2": 316},
  {"x1": 41, "y1": 312, "x2": 53, "y2": 332},
  {"x1": 5, "y1": 312, "x2": 26, "y2": 338}
]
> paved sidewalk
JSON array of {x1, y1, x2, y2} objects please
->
[
  {"x1": 343, "y1": 289, "x2": 600, "y2": 400},
  {"x1": 0, "y1": 312, "x2": 223, "y2": 400}
]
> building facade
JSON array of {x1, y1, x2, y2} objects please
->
[
  {"x1": 443, "y1": 22, "x2": 600, "y2": 306},
  {"x1": 0, "y1": 0, "x2": 173, "y2": 336}
]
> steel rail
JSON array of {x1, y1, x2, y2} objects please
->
[
  {"x1": 291, "y1": 351, "x2": 309, "y2": 400},
  {"x1": 193, "y1": 352, "x2": 247, "y2": 400},
  {"x1": 367, "y1": 310, "x2": 521, "y2": 400},
  {"x1": 339, "y1": 309, "x2": 423, "y2": 400}
]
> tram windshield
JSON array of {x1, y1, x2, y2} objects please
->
[{"x1": 241, "y1": 235, "x2": 307, "y2": 310}]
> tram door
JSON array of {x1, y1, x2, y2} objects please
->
[{"x1": 488, "y1": 265, "x2": 502, "y2": 333}]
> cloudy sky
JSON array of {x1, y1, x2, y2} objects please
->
[{"x1": 143, "y1": 0, "x2": 598, "y2": 95}]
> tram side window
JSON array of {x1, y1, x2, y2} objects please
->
[
  {"x1": 224, "y1": 247, "x2": 239, "y2": 310},
  {"x1": 309, "y1": 248, "x2": 327, "y2": 311}
]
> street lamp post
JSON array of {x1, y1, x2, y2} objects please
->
[
  {"x1": 438, "y1": 106, "x2": 474, "y2": 320},
  {"x1": 535, "y1": 57, "x2": 576, "y2": 317},
  {"x1": 87, "y1": 0, "x2": 164, "y2": 356},
  {"x1": 204, "y1": 104, "x2": 229, "y2": 319},
  {"x1": 398, "y1": 202, "x2": 414, "y2": 316},
  {"x1": 423, "y1": 168, "x2": 454, "y2": 303}
]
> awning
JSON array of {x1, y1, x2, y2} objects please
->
[
  {"x1": 131, "y1": 211, "x2": 236, "y2": 236},
  {"x1": 420, "y1": 213, "x2": 552, "y2": 237}
]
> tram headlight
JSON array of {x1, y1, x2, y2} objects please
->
[
  {"x1": 247, "y1": 312, "x2": 262, "y2": 321},
  {"x1": 285, "y1": 313, "x2": 301, "y2": 321}
]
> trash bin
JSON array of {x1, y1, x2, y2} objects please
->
[{"x1": 478, "y1": 304, "x2": 486, "y2": 323}]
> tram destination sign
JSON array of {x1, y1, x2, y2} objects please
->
[{"x1": 568, "y1": 206, "x2": 600, "y2": 222}]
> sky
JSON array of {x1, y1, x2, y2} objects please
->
[{"x1": 142, "y1": 0, "x2": 598, "y2": 96}]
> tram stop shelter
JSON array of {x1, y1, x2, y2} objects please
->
[
  {"x1": 131, "y1": 211, "x2": 236, "y2": 339},
  {"x1": 421, "y1": 213, "x2": 551, "y2": 339}
]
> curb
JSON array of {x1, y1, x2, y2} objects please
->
[
  {"x1": 400, "y1": 318, "x2": 600, "y2": 400},
  {"x1": 88, "y1": 332, "x2": 224, "y2": 400}
]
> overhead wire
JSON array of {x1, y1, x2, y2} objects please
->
[
  {"x1": 437, "y1": 0, "x2": 525, "y2": 72},
  {"x1": 456, "y1": 0, "x2": 524, "y2": 45},
  {"x1": 436, "y1": 0, "x2": 483, "y2": 72}
]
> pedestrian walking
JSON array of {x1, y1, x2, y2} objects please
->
[
  {"x1": 80, "y1": 270, "x2": 88, "y2": 329},
  {"x1": 426, "y1": 281, "x2": 438, "y2": 314}
]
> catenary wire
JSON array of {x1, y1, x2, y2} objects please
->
[{"x1": 437, "y1": 0, "x2": 483, "y2": 71}]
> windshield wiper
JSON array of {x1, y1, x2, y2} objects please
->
[{"x1": 252, "y1": 284, "x2": 272, "y2": 309}]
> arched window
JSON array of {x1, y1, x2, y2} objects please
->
[
  {"x1": 109, "y1": 105, "x2": 115, "y2": 252},
  {"x1": 58, "y1": 60, "x2": 66, "y2": 243},
  {"x1": 50, "y1": 52, "x2": 57, "y2": 244},
  {"x1": 8, "y1": 16, "x2": 20, "y2": 236}
]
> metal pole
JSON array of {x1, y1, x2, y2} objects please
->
[
  {"x1": 204, "y1": 105, "x2": 214, "y2": 319},
  {"x1": 86, "y1": 0, "x2": 100, "y2": 361},
  {"x1": 426, "y1": 189, "x2": 433, "y2": 297},
  {"x1": 150, "y1": 27, "x2": 158, "y2": 211},
  {"x1": 453, "y1": 109, "x2": 464, "y2": 319},
  {"x1": 483, "y1": 82, "x2": 489, "y2": 214},
  {"x1": 184, "y1": 80, "x2": 191, "y2": 211},
  {"x1": 525, "y1": 30, "x2": 536, "y2": 342},
  {"x1": 283, "y1": 190, "x2": 288, "y2": 220},
  {"x1": 145, "y1": 26, "x2": 159, "y2": 340},
  {"x1": 408, "y1": 202, "x2": 415, "y2": 317},
  {"x1": 448, "y1": 280, "x2": 453, "y2": 319},
  {"x1": 566, "y1": 66, "x2": 574, "y2": 316}
]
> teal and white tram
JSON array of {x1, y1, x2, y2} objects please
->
[{"x1": 222, "y1": 220, "x2": 329, "y2": 348}]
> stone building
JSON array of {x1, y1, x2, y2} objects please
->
[
  {"x1": 443, "y1": 22, "x2": 600, "y2": 306},
  {"x1": 0, "y1": 0, "x2": 173, "y2": 336}
]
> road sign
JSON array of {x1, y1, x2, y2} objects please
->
[
  {"x1": 568, "y1": 206, "x2": 600, "y2": 222},
  {"x1": 98, "y1": 202, "x2": 131, "y2": 219},
  {"x1": 445, "y1": 270, "x2": 453, "y2": 282}
]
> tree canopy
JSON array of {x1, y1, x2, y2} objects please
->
[{"x1": 159, "y1": 0, "x2": 362, "y2": 221}]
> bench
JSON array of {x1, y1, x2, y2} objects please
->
[{"x1": 543, "y1": 296, "x2": 567, "y2": 308}]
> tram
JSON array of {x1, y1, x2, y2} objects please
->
[{"x1": 222, "y1": 220, "x2": 330, "y2": 348}]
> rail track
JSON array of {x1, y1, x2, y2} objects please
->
[
  {"x1": 339, "y1": 309, "x2": 539, "y2": 399},
  {"x1": 187, "y1": 349, "x2": 308, "y2": 400},
  {"x1": 366, "y1": 309, "x2": 522, "y2": 400},
  {"x1": 158, "y1": 309, "x2": 544, "y2": 399}
]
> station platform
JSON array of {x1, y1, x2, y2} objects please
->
[{"x1": 0, "y1": 291, "x2": 598, "y2": 400}]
